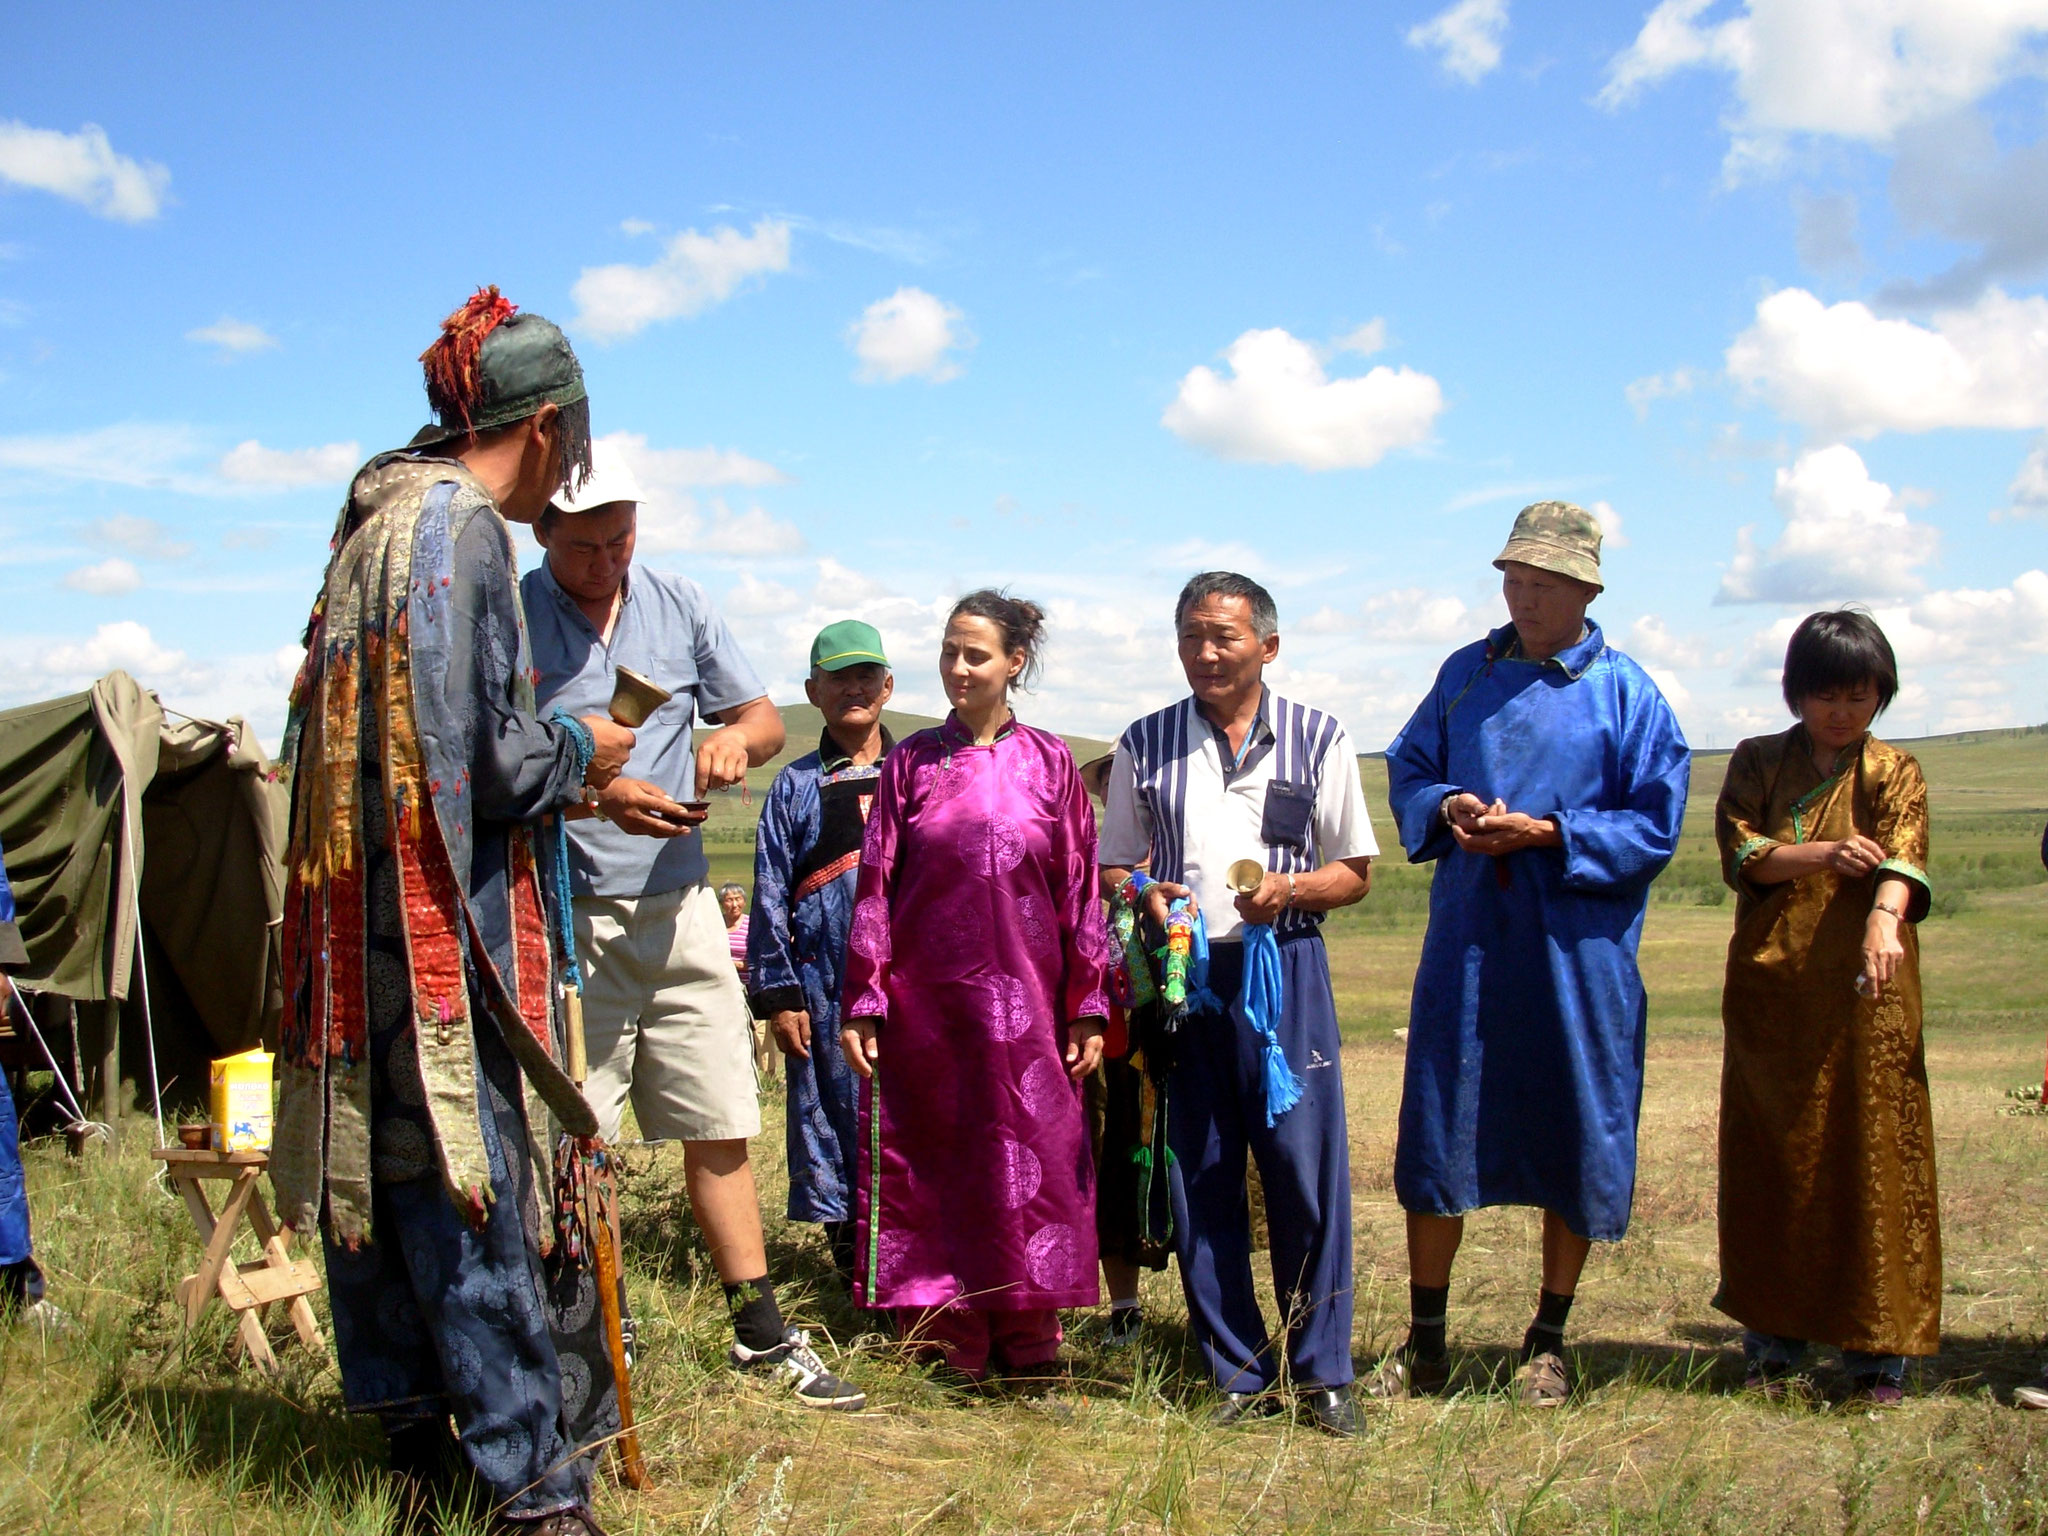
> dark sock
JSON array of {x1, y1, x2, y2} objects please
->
[
  {"x1": 1407, "y1": 1282, "x2": 1450, "y2": 1361},
  {"x1": 1521, "y1": 1288, "x2": 1574, "y2": 1360},
  {"x1": 724, "y1": 1276, "x2": 786, "y2": 1353}
]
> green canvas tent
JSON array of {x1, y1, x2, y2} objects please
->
[{"x1": 0, "y1": 671, "x2": 286, "y2": 1136}]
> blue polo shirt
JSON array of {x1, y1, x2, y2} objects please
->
[{"x1": 523, "y1": 559, "x2": 766, "y2": 899}]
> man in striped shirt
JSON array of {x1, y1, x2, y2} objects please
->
[{"x1": 1099, "y1": 571, "x2": 1378, "y2": 1437}]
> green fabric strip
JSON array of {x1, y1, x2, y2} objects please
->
[
  {"x1": 1732, "y1": 835, "x2": 1776, "y2": 872},
  {"x1": 865, "y1": 1067, "x2": 883, "y2": 1301}
]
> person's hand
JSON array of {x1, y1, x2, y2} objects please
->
[
  {"x1": 1860, "y1": 907, "x2": 1905, "y2": 999},
  {"x1": 695, "y1": 726, "x2": 752, "y2": 799},
  {"x1": 1139, "y1": 879, "x2": 1193, "y2": 930},
  {"x1": 598, "y1": 777, "x2": 702, "y2": 837},
  {"x1": 1443, "y1": 792, "x2": 1501, "y2": 835},
  {"x1": 1825, "y1": 834, "x2": 1887, "y2": 879},
  {"x1": 841, "y1": 1017, "x2": 881, "y2": 1079},
  {"x1": 1452, "y1": 809, "x2": 1560, "y2": 856},
  {"x1": 772, "y1": 1009, "x2": 812, "y2": 1060},
  {"x1": 1234, "y1": 871, "x2": 1293, "y2": 926},
  {"x1": 1065, "y1": 1017, "x2": 1106, "y2": 1081},
  {"x1": 583, "y1": 717, "x2": 634, "y2": 789}
]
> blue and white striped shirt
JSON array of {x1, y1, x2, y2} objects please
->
[{"x1": 1099, "y1": 689, "x2": 1378, "y2": 942}]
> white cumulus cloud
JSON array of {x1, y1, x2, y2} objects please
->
[
  {"x1": 186, "y1": 317, "x2": 277, "y2": 355},
  {"x1": 38, "y1": 621, "x2": 189, "y2": 680},
  {"x1": 1625, "y1": 366, "x2": 1700, "y2": 418},
  {"x1": 1625, "y1": 613, "x2": 1711, "y2": 667},
  {"x1": 848, "y1": 287, "x2": 973, "y2": 383},
  {"x1": 1407, "y1": 0, "x2": 1510, "y2": 83},
  {"x1": 0, "y1": 120, "x2": 169, "y2": 221},
  {"x1": 216, "y1": 439, "x2": 361, "y2": 488},
  {"x1": 1591, "y1": 499, "x2": 1629, "y2": 548},
  {"x1": 2004, "y1": 437, "x2": 2048, "y2": 519},
  {"x1": 1163, "y1": 327, "x2": 1445, "y2": 471},
  {"x1": 90, "y1": 514, "x2": 191, "y2": 561},
  {"x1": 593, "y1": 431, "x2": 789, "y2": 491},
  {"x1": 599, "y1": 432, "x2": 805, "y2": 559},
  {"x1": 1598, "y1": 0, "x2": 2048, "y2": 172},
  {"x1": 1726, "y1": 286, "x2": 2048, "y2": 440},
  {"x1": 1719, "y1": 444, "x2": 1938, "y2": 603},
  {"x1": 1361, "y1": 587, "x2": 1487, "y2": 645},
  {"x1": 63, "y1": 558, "x2": 142, "y2": 596},
  {"x1": 570, "y1": 219, "x2": 791, "y2": 342}
]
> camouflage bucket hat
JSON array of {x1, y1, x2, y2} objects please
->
[{"x1": 1493, "y1": 500, "x2": 1604, "y2": 590}]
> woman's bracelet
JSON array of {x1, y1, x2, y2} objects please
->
[{"x1": 1871, "y1": 900, "x2": 1905, "y2": 920}]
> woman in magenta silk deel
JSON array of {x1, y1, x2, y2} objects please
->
[{"x1": 840, "y1": 591, "x2": 1109, "y2": 1379}]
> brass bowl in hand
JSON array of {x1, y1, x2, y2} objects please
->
[
  {"x1": 1226, "y1": 859, "x2": 1266, "y2": 895},
  {"x1": 608, "y1": 667, "x2": 673, "y2": 728}
]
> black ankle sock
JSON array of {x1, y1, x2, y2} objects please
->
[
  {"x1": 1408, "y1": 1282, "x2": 1450, "y2": 1361},
  {"x1": 724, "y1": 1276, "x2": 786, "y2": 1353},
  {"x1": 1521, "y1": 1288, "x2": 1574, "y2": 1360}
]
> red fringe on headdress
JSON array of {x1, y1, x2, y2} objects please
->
[{"x1": 420, "y1": 286, "x2": 518, "y2": 429}]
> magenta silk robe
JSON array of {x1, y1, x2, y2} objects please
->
[{"x1": 843, "y1": 715, "x2": 1110, "y2": 1312}]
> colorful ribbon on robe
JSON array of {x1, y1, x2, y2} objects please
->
[
  {"x1": 1234, "y1": 922, "x2": 1302, "y2": 1126},
  {"x1": 1162, "y1": 896, "x2": 1221, "y2": 1025}
]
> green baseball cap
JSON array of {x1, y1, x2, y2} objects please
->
[
  {"x1": 810, "y1": 620, "x2": 889, "y2": 672},
  {"x1": 1493, "y1": 500, "x2": 1605, "y2": 591}
]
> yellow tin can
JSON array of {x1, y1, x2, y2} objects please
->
[{"x1": 211, "y1": 1048, "x2": 274, "y2": 1153}]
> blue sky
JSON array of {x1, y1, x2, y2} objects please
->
[{"x1": 4, "y1": 2, "x2": 2046, "y2": 752}]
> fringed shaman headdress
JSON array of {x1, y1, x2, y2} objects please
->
[{"x1": 409, "y1": 285, "x2": 593, "y2": 496}]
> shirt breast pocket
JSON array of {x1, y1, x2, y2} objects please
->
[
  {"x1": 1261, "y1": 780, "x2": 1315, "y2": 852},
  {"x1": 647, "y1": 654, "x2": 700, "y2": 720}
]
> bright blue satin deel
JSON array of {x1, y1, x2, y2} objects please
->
[{"x1": 1384, "y1": 621, "x2": 1690, "y2": 1242}]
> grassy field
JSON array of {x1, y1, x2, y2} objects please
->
[{"x1": 0, "y1": 727, "x2": 2042, "y2": 1533}]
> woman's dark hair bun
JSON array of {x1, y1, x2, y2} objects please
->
[{"x1": 947, "y1": 588, "x2": 1046, "y2": 690}]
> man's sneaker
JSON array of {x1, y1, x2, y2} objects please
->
[
  {"x1": 1100, "y1": 1307, "x2": 1143, "y2": 1351},
  {"x1": 2016, "y1": 1373, "x2": 2048, "y2": 1411},
  {"x1": 730, "y1": 1327, "x2": 867, "y2": 1411},
  {"x1": 1364, "y1": 1348, "x2": 1450, "y2": 1401},
  {"x1": 1516, "y1": 1350, "x2": 1570, "y2": 1408}
]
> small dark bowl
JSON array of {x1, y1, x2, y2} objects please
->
[{"x1": 177, "y1": 1124, "x2": 212, "y2": 1150}]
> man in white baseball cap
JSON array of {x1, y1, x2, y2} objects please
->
[{"x1": 525, "y1": 439, "x2": 866, "y2": 1412}]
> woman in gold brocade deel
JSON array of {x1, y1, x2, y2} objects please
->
[{"x1": 1712, "y1": 609, "x2": 1937, "y2": 1407}]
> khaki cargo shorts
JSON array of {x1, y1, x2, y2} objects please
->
[{"x1": 573, "y1": 881, "x2": 762, "y2": 1144}]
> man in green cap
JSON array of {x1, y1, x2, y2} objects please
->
[
  {"x1": 277, "y1": 287, "x2": 641, "y2": 1534},
  {"x1": 746, "y1": 622, "x2": 895, "y2": 1293},
  {"x1": 526, "y1": 444, "x2": 867, "y2": 1412},
  {"x1": 1373, "y1": 501, "x2": 1690, "y2": 1409}
]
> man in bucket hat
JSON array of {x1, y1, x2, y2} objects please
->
[
  {"x1": 1370, "y1": 502, "x2": 1690, "y2": 1409},
  {"x1": 276, "y1": 288, "x2": 641, "y2": 1535},
  {"x1": 746, "y1": 621, "x2": 896, "y2": 1296}
]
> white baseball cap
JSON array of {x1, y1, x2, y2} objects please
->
[{"x1": 550, "y1": 437, "x2": 645, "y2": 516}]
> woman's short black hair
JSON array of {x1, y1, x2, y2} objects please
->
[{"x1": 1781, "y1": 608, "x2": 1898, "y2": 715}]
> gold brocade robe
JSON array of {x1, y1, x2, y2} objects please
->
[{"x1": 1713, "y1": 727, "x2": 1939, "y2": 1355}]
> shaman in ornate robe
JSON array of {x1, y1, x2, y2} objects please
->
[
  {"x1": 1714, "y1": 727, "x2": 1940, "y2": 1356},
  {"x1": 275, "y1": 453, "x2": 598, "y2": 1244},
  {"x1": 842, "y1": 715, "x2": 1110, "y2": 1313},
  {"x1": 747, "y1": 729, "x2": 892, "y2": 1225},
  {"x1": 274, "y1": 453, "x2": 615, "y2": 1512}
]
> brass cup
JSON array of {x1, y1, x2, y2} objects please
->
[
  {"x1": 608, "y1": 666, "x2": 673, "y2": 728},
  {"x1": 1226, "y1": 859, "x2": 1267, "y2": 895}
]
